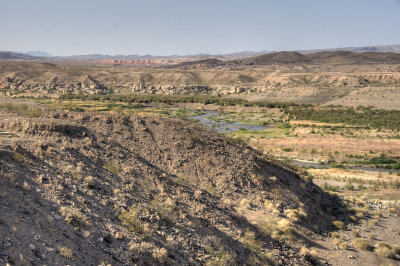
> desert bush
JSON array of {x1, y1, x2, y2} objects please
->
[
  {"x1": 277, "y1": 219, "x2": 293, "y2": 233},
  {"x1": 119, "y1": 196, "x2": 176, "y2": 234},
  {"x1": 284, "y1": 208, "x2": 307, "y2": 222},
  {"x1": 240, "y1": 198, "x2": 250, "y2": 208},
  {"x1": 104, "y1": 160, "x2": 120, "y2": 174},
  {"x1": 59, "y1": 246, "x2": 74, "y2": 259},
  {"x1": 352, "y1": 238, "x2": 370, "y2": 250},
  {"x1": 374, "y1": 242, "x2": 399, "y2": 259},
  {"x1": 371, "y1": 210, "x2": 382, "y2": 218},
  {"x1": 387, "y1": 204, "x2": 400, "y2": 214},
  {"x1": 256, "y1": 218, "x2": 279, "y2": 239},
  {"x1": 240, "y1": 229, "x2": 264, "y2": 255},
  {"x1": 349, "y1": 215, "x2": 357, "y2": 222},
  {"x1": 348, "y1": 207, "x2": 368, "y2": 219},
  {"x1": 299, "y1": 246, "x2": 317, "y2": 257},
  {"x1": 119, "y1": 206, "x2": 145, "y2": 234},
  {"x1": 332, "y1": 221, "x2": 346, "y2": 230},
  {"x1": 263, "y1": 199, "x2": 276, "y2": 210},
  {"x1": 338, "y1": 242, "x2": 348, "y2": 250},
  {"x1": 205, "y1": 243, "x2": 236, "y2": 266},
  {"x1": 323, "y1": 182, "x2": 339, "y2": 192},
  {"x1": 375, "y1": 246, "x2": 396, "y2": 259},
  {"x1": 152, "y1": 247, "x2": 168, "y2": 263},
  {"x1": 59, "y1": 206, "x2": 88, "y2": 227},
  {"x1": 343, "y1": 182, "x2": 355, "y2": 191},
  {"x1": 13, "y1": 152, "x2": 25, "y2": 162},
  {"x1": 239, "y1": 229, "x2": 275, "y2": 265},
  {"x1": 330, "y1": 232, "x2": 340, "y2": 239},
  {"x1": 358, "y1": 184, "x2": 367, "y2": 190},
  {"x1": 332, "y1": 238, "x2": 343, "y2": 246}
]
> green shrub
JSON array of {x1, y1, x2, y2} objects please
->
[
  {"x1": 59, "y1": 247, "x2": 74, "y2": 259},
  {"x1": 13, "y1": 152, "x2": 25, "y2": 162}
]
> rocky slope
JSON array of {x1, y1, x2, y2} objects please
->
[{"x1": 0, "y1": 100, "x2": 343, "y2": 265}]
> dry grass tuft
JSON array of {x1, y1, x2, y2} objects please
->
[
  {"x1": 104, "y1": 160, "x2": 120, "y2": 174},
  {"x1": 332, "y1": 221, "x2": 346, "y2": 230},
  {"x1": 284, "y1": 208, "x2": 307, "y2": 222},
  {"x1": 371, "y1": 210, "x2": 383, "y2": 219},
  {"x1": 349, "y1": 215, "x2": 357, "y2": 222},
  {"x1": 375, "y1": 246, "x2": 396, "y2": 259},
  {"x1": 299, "y1": 246, "x2": 317, "y2": 257},
  {"x1": 59, "y1": 246, "x2": 74, "y2": 259},
  {"x1": 330, "y1": 232, "x2": 341, "y2": 239},
  {"x1": 374, "y1": 242, "x2": 400, "y2": 259},
  {"x1": 338, "y1": 242, "x2": 348, "y2": 250},
  {"x1": 353, "y1": 238, "x2": 370, "y2": 250},
  {"x1": 13, "y1": 152, "x2": 25, "y2": 162},
  {"x1": 240, "y1": 198, "x2": 250, "y2": 208},
  {"x1": 277, "y1": 219, "x2": 293, "y2": 233}
]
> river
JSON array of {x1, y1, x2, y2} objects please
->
[{"x1": 190, "y1": 111, "x2": 271, "y2": 133}]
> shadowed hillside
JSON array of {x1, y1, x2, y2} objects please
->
[{"x1": 0, "y1": 101, "x2": 344, "y2": 265}]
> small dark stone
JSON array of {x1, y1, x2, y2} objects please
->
[{"x1": 103, "y1": 234, "x2": 113, "y2": 244}]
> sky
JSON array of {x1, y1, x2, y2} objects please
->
[{"x1": 1, "y1": 0, "x2": 400, "y2": 56}]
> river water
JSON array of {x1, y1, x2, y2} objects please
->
[{"x1": 190, "y1": 111, "x2": 271, "y2": 133}]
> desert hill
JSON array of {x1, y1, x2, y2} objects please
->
[
  {"x1": 165, "y1": 58, "x2": 224, "y2": 70},
  {"x1": 225, "y1": 51, "x2": 400, "y2": 66},
  {"x1": 1, "y1": 60, "x2": 400, "y2": 109},
  {"x1": 0, "y1": 99, "x2": 342, "y2": 264},
  {"x1": 0, "y1": 51, "x2": 38, "y2": 61}
]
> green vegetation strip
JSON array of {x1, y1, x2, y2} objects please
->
[
  {"x1": 285, "y1": 106, "x2": 400, "y2": 130},
  {"x1": 28, "y1": 94, "x2": 400, "y2": 131},
  {"x1": 59, "y1": 93, "x2": 301, "y2": 108}
]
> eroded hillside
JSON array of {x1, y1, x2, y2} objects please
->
[
  {"x1": 1, "y1": 60, "x2": 400, "y2": 109},
  {"x1": 0, "y1": 99, "x2": 343, "y2": 265}
]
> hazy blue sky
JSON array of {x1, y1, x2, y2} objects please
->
[{"x1": 1, "y1": 0, "x2": 399, "y2": 56}]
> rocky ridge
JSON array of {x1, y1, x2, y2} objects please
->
[{"x1": 0, "y1": 103, "x2": 343, "y2": 265}]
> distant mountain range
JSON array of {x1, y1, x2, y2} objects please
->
[
  {"x1": 1, "y1": 44, "x2": 400, "y2": 61},
  {"x1": 167, "y1": 51, "x2": 400, "y2": 70},
  {"x1": 223, "y1": 44, "x2": 400, "y2": 59},
  {"x1": 23, "y1": 51, "x2": 53, "y2": 57},
  {"x1": 0, "y1": 51, "x2": 38, "y2": 60},
  {"x1": 296, "y1": 44, "x2": 400, "y2": 54}
]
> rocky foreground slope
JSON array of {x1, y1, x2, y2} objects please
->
[{"x1": 0, "y1": 102, "x2": 345, "y2": 265}]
